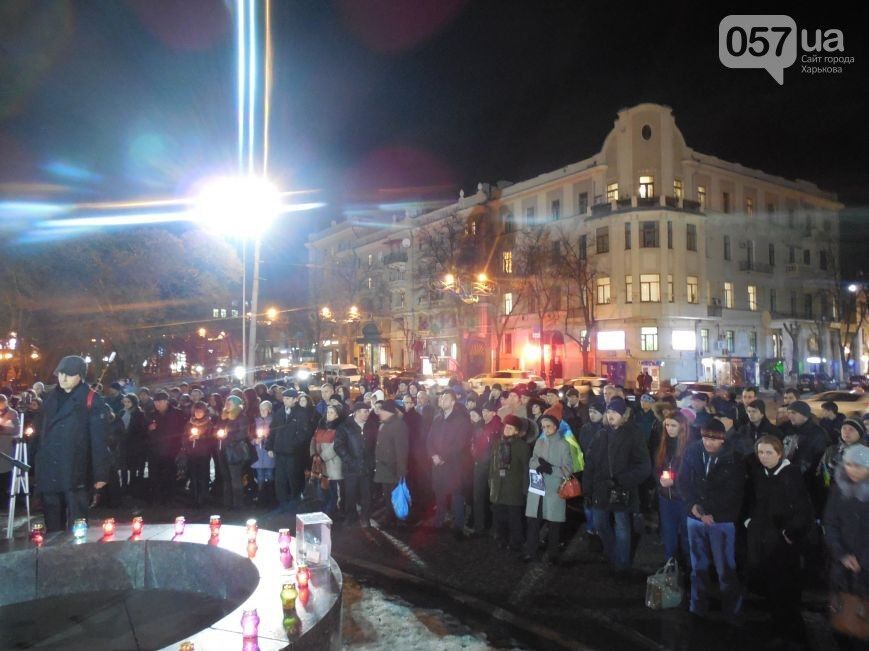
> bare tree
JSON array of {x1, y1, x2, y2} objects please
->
[
  {"x1": 554, "y1": 226, "x2": 598, "y2": 374},
  {"x1": 782, "y1": 321, "x2": 801, "y2": 378}
]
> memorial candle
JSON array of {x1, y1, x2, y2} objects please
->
[
  {"x1": 296, "y1": 563, "x2": 310, "y2": 588},
  {"x1": 209, "y1": 514, "x2": 221, "y2": 536},
  {"x1": 131, "y1": 515, "x2": 144, "y2": 535},
  {"x1": 102, "y1": 518, "x2": 116, "y2": 537},
  {"x1": 246, "y1": 518, "x2": 258, "y2": 542},
  {"x1": 174, "y1": 516, "x2": 186, "y2": 535},
  {"x1": 240, "y1": 608, "x2": 260, "y2": 638},
  {"x1": 72, "y1": 518, "x2": 88, "y2": 539}
]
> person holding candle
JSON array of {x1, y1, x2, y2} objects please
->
[
  {"x1": 311, "y1": 404, "x2": 344, "y2": 516},
  {"x1": 252, "y1": 399, "x2": 276, "y2": 504},
  {"x1": 654, "y1": 412, "x2": 691, "y2": 565},
  {"x1": 185, "y1": 401, "x2": 214, "y2": 508},
  {"x1": 220, "y1": 395, "x2": 250, "y2": 510}
]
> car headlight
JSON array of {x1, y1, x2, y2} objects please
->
[
  {"x1": 423, "y1": 379, "x2": 435, "y2": 388},
  {"x1": 296, "y1": 369, "x2": 310, "y2": 380},
  {"x1": 437, "y1": 377, "x2": 449, "y2": 387}
]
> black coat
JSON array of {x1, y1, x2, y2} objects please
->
[
  {"x1": 823, "y1": 476, "x2": 869, "y2": 598},
  {"x1": 334, "y1": 417, "x2": 369, "y2": 477},
  {"x1": 124, "y1": 408, "x2": 149, "y2": 465},
  {"x1": 739, "y1": 417, "x2": 784, "y2": 446},
  {"x1": 746, "y1": 460, "x2": 814, "y2": 570},
  {"x1": 582, "y1": 421, "x2": 651, "y2": 512},
  {"x1": 426, "y1": 405, "x2": 474, "y2": 493},
  {"x1": 267, "y1": 405, "x2": 311, "y2": 456},
  {"x1": 35, "y1": 383, "x2": 111, "y2": 494},
  {"x1": 148, "y1": 406, "x2": 186, "y2": 459},
  {"x1": 677, "y1": 439, "x2": 746, "y2": 523}
]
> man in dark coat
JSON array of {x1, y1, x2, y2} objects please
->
[
  {"x1": 688, "y1": 392, "x2": 712, "y2": 441},
  {"x1": 35, "y1": 356, "x2": 111, "y2": 532},
  {"x1": 335, "y1": 402, "x2": 373, "y2": 526},
  {"x1": 561, "y1": 388, "x2": 588, "y2": 433},
  {"x1": 374, "y1": 400, "x2": 409, "y2": 527},
  {"x1": 147, "y1": 390, "x2": 185, "y2": 505},
  {"x1": 266, "y1": 389, "x2": 309, "y2": 509},
  {"x1": 784, "y1": 400, "x2": 828, "y2": 515},
  {"x1": 820, "y1": 401, "x2": 846, "y2": 446},
  {"x1": 677, "y1": 419, "x2": 746, "y2": 620},
  {"x1": 739, "y1": 399, "x2": 784, "y2": 446},
  {"x1": 427, "y1": 390, "x2": 474, "y2": 538},
  {"x1": 582, "y1": 397, "x2": 651, "y2": 571}
]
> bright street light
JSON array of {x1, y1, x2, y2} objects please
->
[
  {"x1": 192, "y1": 175, "x2": 282, "y2": 238},
  {"x1": 266, "y1": 307, "x2": 278, "y2": 320},
  {"x1": 198, "y1": 328, "x2": 207, "y2": 337},
  {"x1": 233, "y1": 366, "x2": 246, "y2": 381},
  {"x1": 848, "y1": 284, "x2": 859, "y2": 293}
]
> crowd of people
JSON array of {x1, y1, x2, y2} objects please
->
[{"x1": 2, "y1": 357, "x2": 868, "y2": 649}]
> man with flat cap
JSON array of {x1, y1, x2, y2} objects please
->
[{"x1": 35, "y1": 356, "x2": 111, "y2": 532}]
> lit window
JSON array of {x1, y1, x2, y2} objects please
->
[
  {"x1": 698, "y1": 186, "x2": 706, "y2": 210},
  {"x1": 667, "y1": 274, "x2": 674, "y2": 303},
  {"x1": 606, "y1": 182, "x2": 619, "y2": 203},
  {"x1": 597, "y1": 330, "x2": 625, "y2": 350},
  {"x1": 213, "y1": 308, "x2": 220, "y2": 318},
  {"x1": 745, "y1": 197, "x2": 754, "y2": 216},
  {"x1": 748, "y1": 285, "x2": 757, "y2": 311},
  {"x1": 368, "y1": 254, "x2": 373, "y2": 266},
  {"x1": 223, "y1": 309, "x2": 230, "y2": 318},
  {"x1": 687, "y1": 276, "x2": 699, "y2": 304},
  {"x1": 367, "y1": 277, "x2": 373, "y2": 289},
  {"x1": 502, "y1": 250, "x2": 513, "y2": 274},
  {"x1": 725, "y1": 330, "x2": 735, "y2": 352},
  {"x1": 596, "y1": 277, "x2": 611, "y2": 305},
  {"x1": 700, "y1": 328, "x2": 710, "y2": 353},
  {"x1": 504, "y1": 292, "x2": 513, "y2": 314},
  {"x1": 640, "y1": 327, "x2": 658, "y2": 351},
  {"x1": 625, "y1": 276, "x2": 633, "y2": 303},
  {"x1": 639, "y1": 175, "x2": 655, "y2": 199},
  {"x1": 673, "y1": 179, "x2": 683, "y2": 199},
  {"x1": 640, "y1": 274, "x2": 661, "y2": 302},
  {"x1": 724, "y1": 282, "x2": 734, "y2": 308}
]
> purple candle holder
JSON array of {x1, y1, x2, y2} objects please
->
[{"x1": 240, "y1": 608, "x2": 260, "y2": 638}]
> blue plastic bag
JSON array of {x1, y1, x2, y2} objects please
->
[{"x1": 391, "y1": 478, "x2": 412, "y2": 520}]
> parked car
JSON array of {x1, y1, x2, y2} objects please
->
[
  {"x1": 805, "y1": 390, "x2": 869, "y2": 418},
  {"x1": 848, "y1": 375, "x2": 869, "y2": 390},
  {"x1": 469, "y1": 370, "x2": 546, "y2": 391},
  {"x1": 323, "y1": 364, "x2": 362, "y2": 386},
  {"x1": 561, "y1": 376, "x2": 607, "y2": 396},
  {"x1": 673, "y1": 382, "x2": 715, "y2": 399},
  {"x1": 797, "y1": 373, "x2": 838, "y2": 394}
]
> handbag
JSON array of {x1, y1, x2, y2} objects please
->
[
  {"x1": 557, "y1": 470, "x2": 582, "y2": 499},
  {"x1": 645, "y1": 559, "x2": 684, "y2": 610},
  {"x1": 830, "y1": 592, "x2": 869, "y2": 640},
  {"x1": 608, "y1": 485, "x2": 631, "y2": 507}
]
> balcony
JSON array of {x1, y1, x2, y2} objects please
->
[
  {"x1": 682, "y1": 199, "x2": 702, "y2": 213},
  {"x1": 591, "y1": 202, "x2": 612, "y2": 217},
  {"x1": 707, "y1": 304, "x2": 723, "y2": 317},
  {"x1": 665, "y1": 195, "x2": 680, "y2": 208},
  {"x1": 739, "y1": 261, "x2": 773, "y2": 273},
  {"x1": 383, "y1": 251, "x2": 408, "y2": 268},
  {"x1": 637, "y1": 195, "x2": 659, "y2": 208},
  {"x1": 616, "y1": 198, "x2": 632, "y2": 210},
  {"x1": 785, "y1": 263, "x2": 810, "y2": 275}
]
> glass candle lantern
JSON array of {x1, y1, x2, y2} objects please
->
[
  {"x1": 246, "y1": 518, "x2": 258, "y2": 542},
  {"x1": 209, "y1": 514, "x2": 221, "y2": 536},
  {"x1": 295, "y1": 512, "x2": 332, "y2": 566},
  {"x1": 174, "y1": 516, "x2": 186, "y2": 535},
  {"x1": 131, "y1": 515, "x2": 144, "y2": 535},
  {"x1": 278, "y1": 528, "x2": 291, "y2": 552},
  {"x1": 240, "y1": 608, "x2": 260, "y2": 638},
  {"x1": 30, "y1": 523, "x2": 45, "y2": 544},
  {"x1": 296, "y1": 563, "x2": 310, "y2": 588},
  {"x1": 297, "y1": 586, "x2": 310, "y2": 608},
  {"x1": 661, "y1": 470, "x2": 673, "y2": 482},
  {"x1": 242, "y1": 639, "x2": 260, "y2": 651},
  {"x1": 72, "y1": 518, "x2": 88, "y2": 539},
  {"x1": 280, "y1": 582, "x2": 298, "y2": 611},
  {"x1": 179, "y1": 642, "x2": 195, "y2": 651},
  {"x1": 102, "y1": 518, "x2": 116, "y2": 537},
  {"x1": 282, "y1": 613, "x2": 300, "y2": 636},
  {"x1": 247, "y1": 541, "x2": 258, "y2": 559},
  {"x1": 280, "y1": 549, "x2": 293, "y2": 569}
]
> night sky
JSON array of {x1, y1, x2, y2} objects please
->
[{"x1": 2, "y1": 1, "x2": 867, "y2": 298}]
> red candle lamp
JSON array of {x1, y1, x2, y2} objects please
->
[
  {"x1": 30, "y1": 523, "x2": 45, "y2": 545},
  {"x1": 209, "y1": 514, "x2": 221, "y2": 536},
  {"x1": 296, "y1": 563, "x2": 310, "y2": 588},
  {"x1": 102, "y1": 518, "x2": 116, "y2": 537},
  {"x1": 246, "y1": 518, "x2": 258, "y2": 542},
  {"x1": 131, "y1": 515, "x2": 144, "y2": 535}
]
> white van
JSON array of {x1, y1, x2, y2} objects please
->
[{"x1": 323, "y1": 364, "x2": 362, "y2": 385}]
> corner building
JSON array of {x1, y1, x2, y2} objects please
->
[{"x1": 307, "y1": 104, "x2": 843, "y2": 388}]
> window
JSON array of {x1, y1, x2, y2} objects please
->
[
  {"x1": 686, "y1": 224, "x2": 697, "y2": 251},
  {"x1": 673, "y1": 179, "x2": 683, "y2": 199},
  {"x1": 722, "y1": 192, "x2": 731, "y2": 213},
  {"x1": 470, "y1": 220, "x2": 477, "y2": 236},
  {"x1": 700, "y1": 328, "x2": 710, "y2": 353},
  {"x1": 745, "y1": 197, "x2": 754, "y2": 216},
  {"x1": 596, "y1": 277, "x2": 611, "y2": 305},
  {"x1": 640, "y1": 274, "x2": 661, "y2": 302},
  {"x1": 229, "y1": 309, "x2": 236, "y2": 318},
  {"x1": 698, "y1": 186, "x2": 707, "y2": 210},
  {"x1": 667, "y1": 221, "x2": 673, "y2": 249},
  {"x1": 578, "y1": 192, "x2": 588, "y2": 214},
  {"x1": 639, "y1": 175, "x2": 654, "y2": 198},
  {"x1": 606, "y1": 182, "x2": 619, "y2": 202},
  {"x1": 672, "y1": 330, "x2": 696, "y2": 351},
  {"x1": 596, "y1": 226, "x2": 609, "y2": 253},
  {"x1": 368, "y1": 253, "x2": 373, "y2": 266},
  {"x1": 212, "y1": 308, "x2": 220, "y2": 318},
  {"x1": 598, "y1": 330, "x2": 626, "y2": 350},
  {"x1": 579, "y1": 235, "x2": 587, "y2": 261},
  {"x1": 725, "y1": 330, "x2": 735, "y2": 352},
  {"x1": 551, "y1": 199, "x2": 561, "y2": 220},
  {"x1": 820, "y1": 250, "x2": 828, "y2": 270},
  {"x1": 820, "y1": 293, "x2": 829, "y2": 319},
  {"x1": 525, "y1": 206, "x2": 535, "y2": 223},
  {"x1": 723, "y1": 282, "x2": 734, "y2": 308},
  {"x1": 640, "y1": 327, "x2": 659, "y2": 351},
  {"x1": 640, "y1": 221, "x2": 659, "y2": 248},
  {"x1": 804, "y1": 294, "x2": 813, "y2": 319},
  {"x1": 367, "y1": 277, "x2": 373, "y2": 289},
  {"x1": 687, "y1": 276, "x2": 699, "y2": 303},
  {"x1": 723, "y1": 235, "x2": 731, "y2": 260},
  {"x1": 502, "y1": 250, "x2": 513, "y2": 274},
  {"x1": 625, "y1": 275, "x2": 633, "y2": 303},
  {"x1": 749, "y1": 332, "x2": 757, "y2": 355},
  {"x1": 803, "y1": 249, "x2": 811, "y2": 265},
  {"x1": 747, "y1": 241, "x2": 755, "y2": 266},
  {"x1": 504, "y1": 212, "x2": 514, "y2": 233},
  {"x1": 667, "y1": 274, "x2": 674, "y2": 303},
  {"x1": 788, "y1": 246, "x2": 796, "y2": 264},
  {"x1": 504, "y1": 292, "x2": 513, "y2": 314},
  {"x1": 504, "y1": 333, "x2": 512, "y2": 355},
  {"x1": 770, "y1": 289, "x2": 777, "y2": 313},
  {"x1": 773, "y1": 331, "x2": 782, "y2": 357},
  {"x1": 769, "y1": 243, "x2": 775, "y2": 266},
  {"x1": 748, "y1": 285, "x2": 757, "y2": 311},
  {"x1": 624, "y1": 222, "x2": 632, "y2": 249},
  {"x1": 767, "y1": 202, "x2": 775, "y2": 216}
]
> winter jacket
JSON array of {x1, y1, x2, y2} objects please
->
[
  {"x1": 783, "y1": 419, "x2": 827, "y2": 477},
  {"x1": 374, "y1": 414, "x2": 409, "y2": 484},
  {"x1": 335, "y1": 417, "x2": 369, "y2": 477},
  {"x1": 489, "y1": 435, "x2": 530, "y2": 506},
  {"x1": 655, "y1": 435, "x2": 686, "y2": 501},
  {"x1": 738, "y1": 417, "x2": 784, "y2": 446},
  {"x1": 746, "y1": 459, "x2": 814, "y2": 569},
  {"x1": 220, "y1": 410, "x2": 249, "y2": 465},
  {"x1": 251, "y1": 415, "x2": 275, "y2": 469},
  {"x1": 123, "y1": 407, "x2": 148, "y2": 466},
  {"x1": 311, "y1": 421, "x2": 343, "y2": 480},
  {"x1": 823, "y1": 468, "x2": 869, "y2": 598},
  {"x1": 820, "y1": 414, "x2": 846, "y2": 446},
  {"x1": 148, "y1": 406, "x2": 186, "y2": 459},
  {"x1": 578, "y1": 420, "x2": 603, "y2": 456},
  {"x1": 562, "y1": 401, "x2": 588, "y2": 433},
  {"x1": 677, "y1": 439, "x2": 746, "y2": 523},
  {"x1": 582, "y1": 421, "x2": 651, "y2": 512},
  {"x1": 267, "y1": 405, "x2": 310, "y2": 456},
  {"x1": 472, "y1": 415, "x2": 501, "y2": 465},
  {"x1": 525, "y1": 432, "x2": 574, "y2": 522},
  {"x1": 35, "y1": 383, "x2": 111, "y2": 493},
  {"x1": 427, "y1": 404, "x2": 474, "y2": 493},
  {"x1": 184, "y1": 416, "x2": 215, "y2": 459}
]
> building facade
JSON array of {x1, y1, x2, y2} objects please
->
[{"x1": 307, "y1": 104, "x2": 844, "y2": 388}]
